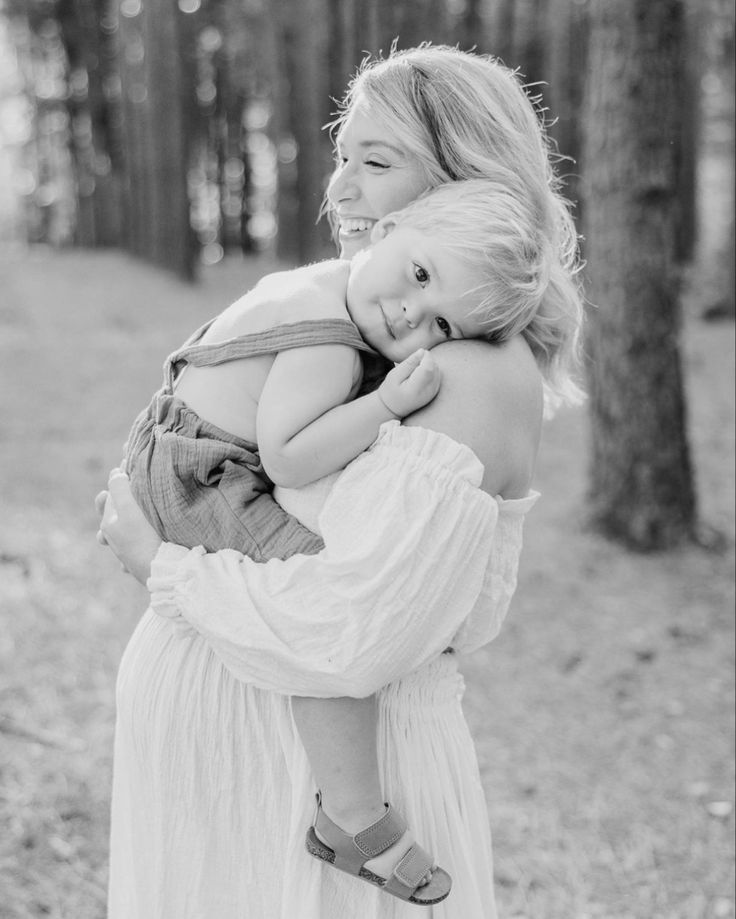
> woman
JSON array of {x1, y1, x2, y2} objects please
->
[{"x1": 99, "y1": 45, "x2": 583, "y2": 918}]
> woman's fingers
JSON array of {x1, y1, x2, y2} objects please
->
[
  {"x1": 95, "y1": 490, "x2": 109, "y2": 545},
  {"x1": 94, "y1": 489, "x2": 108, "y2": 517},
  {"x1": 107, "y1": 471, "x2": 141, "y2": 521},
  {"x1": 101, "y1": 471, "x2": 161, "y2": 584},
  {"x1": 108, "y1": 466, "x2": 126, "y2": 485},
  {"x1": 94, "y1": 468, "x2": 125, "y2": 543}
]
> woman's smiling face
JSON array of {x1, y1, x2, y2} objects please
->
[{"x1": 326, "y1": 102, "x2": 430, "y2": 259}]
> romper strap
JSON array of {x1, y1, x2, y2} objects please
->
[
  {"x1": 175, "y1": 318, "x2": 375, "y2": 368},
  {"x1": 163, "y1": 318, "x2": 376, "y2": 392}
]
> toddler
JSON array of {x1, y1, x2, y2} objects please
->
[{"x1": 122, "y1": 176, "x2": 553, "y2": 905}]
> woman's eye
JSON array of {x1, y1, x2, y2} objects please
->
[
  {"x1": 414, "y1": 264, "x2": 430, "y2": 286},
  {"x1": 436, "y1": 316, "x2": 451, "y2": 338},
  {"x1": 365, "y1": 158, "x2": 389, "y2": 169}
]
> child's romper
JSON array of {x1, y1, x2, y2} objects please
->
[{"x1": 123, "y1": 317, "x2": 378, "y2": 561}]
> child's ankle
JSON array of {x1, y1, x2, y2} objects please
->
[{"x1": 320, "y1": 796, "x2": 387, "y2": 835}]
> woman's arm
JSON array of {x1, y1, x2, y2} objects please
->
[{"x1": 99, "y1": 337, "x2": 542, "y2": 696}]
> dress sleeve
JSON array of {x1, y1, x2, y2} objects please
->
[{"x1": 148, "y1": 421, "x2": 501, "y2": 698}]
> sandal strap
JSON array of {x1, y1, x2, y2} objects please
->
[
  {"x1": 312, "y1": 796, "x2": 408, "y2": 873},
  {"x1": 384, "y1": 844, "x2": 435, "y2": 900},
  {"x1": 353, "y1": 805, "x2": 407, "y2": 858}
]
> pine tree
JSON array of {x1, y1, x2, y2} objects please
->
[{"x1": 582, "y1": 0, "x2": 697, "y2": 549}]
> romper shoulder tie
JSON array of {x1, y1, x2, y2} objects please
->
[{"x1": 164, "y1": 318, "x2": 376, "y2": 390}]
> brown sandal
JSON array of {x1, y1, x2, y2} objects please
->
[{"x1": 305, "y1": 793, "x2": 452, "y2": 906}]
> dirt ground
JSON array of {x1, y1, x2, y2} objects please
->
[{"x1": 0, "y1": 247, "x2": 733, "y2": 918}]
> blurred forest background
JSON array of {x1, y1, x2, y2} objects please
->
[
  {"x1": 0, "y1": 0, "x2": 732, "y2": 277},
  {"x1": 0, "y1": 0, "x2": 734, "y2": 917}
]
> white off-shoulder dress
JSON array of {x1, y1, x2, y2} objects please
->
[{"x1": 108, "y1": 422, "x2": 538, "y2": 919}]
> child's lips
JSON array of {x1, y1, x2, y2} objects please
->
[{"x1": 380, "y1": 307, "x2": 396, "y2": 339}]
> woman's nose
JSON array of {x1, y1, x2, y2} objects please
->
[{"x1": 327, "y1": 164, "x2": 359, "y2": 204}]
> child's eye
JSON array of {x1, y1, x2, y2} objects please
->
[
  {"x1": 436, "y1": 316, "x2": 451, "y2": 338},
  {"x1": 414, "y1": 264, "x2": 430, "y2": 286}
]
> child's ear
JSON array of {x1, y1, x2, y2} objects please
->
[{"x1": 370, "y1": 217, "x2": 398, "y2": 243}]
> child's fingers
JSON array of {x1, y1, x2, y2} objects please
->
[
  {"x1": 379, "y1": 349, "x2": 441, "y2": 415},
  {"x1": 403, "y1": 347, "x2": 427, "y2": 368},
  {"x1": 415, "y1": 350, "x2": 437, "y2": 374},
  {"x1": 407, "y1": 350, "x2": 440, "y2": 387},
  {"x1": 392, "y1": 348, "x2": 427, "y2": 381}
]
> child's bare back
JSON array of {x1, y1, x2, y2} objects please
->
[{"x1": 174, "y1": 260, "x2": 358, "y2": 444}]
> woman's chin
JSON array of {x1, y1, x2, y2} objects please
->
[{"x1": 339, "y1": 232, "x2": 371, "y2": 259}]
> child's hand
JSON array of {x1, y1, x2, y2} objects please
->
[{"x1": 378, "y1": 349, "x2": 441, "y2": 418}]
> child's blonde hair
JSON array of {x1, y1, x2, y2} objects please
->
[
  {"x1": 328, "y1": 43, "x2": 585, "y2": 409},
  {"x1": 388, "y1": 177, "x2": 583, "y2": 409}
]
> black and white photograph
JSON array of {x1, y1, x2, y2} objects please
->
[{"x1": 0, "y1": 1, "x2": 733, "y2": 917}]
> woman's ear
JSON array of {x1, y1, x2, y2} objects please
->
[{"x1": 370, "y1": 217, "x2": 398, "y2": 243}]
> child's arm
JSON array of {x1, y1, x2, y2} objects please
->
[{"x1": 257, "y1": 345, "x2": 440, "y2": 488}]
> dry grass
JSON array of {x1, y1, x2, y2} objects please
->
[{"x1": 0, "y1": 247, "x2": 733, "y2": 918}]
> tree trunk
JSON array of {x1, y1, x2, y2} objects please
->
[
  {"x1": 676, "y1": 0, "x2": 702, "y2": 264},
  {"x1": 117, "y1": 0, "x2": 194, "y2": 277},
  {"x1": 455, "y1": 0, "x2": 486, "y2": 52},
  {"x1": 275, "y1": 0, "x2": 332, "y2": 263},
  {"x1": 327, "y1": 0, "x2": 359, "y2": 99},
  {"x1": 486, "y1": 0, "x2": 548, "y2": 79},
  {"x1": 141, "y1": 0, "x2": 194, "y2": 278},
  {"x1": 388, "y1": 0, "x2": 454, "y2": 49},
  {"x1": 118, "y1": 3, "x2": 151, "y2": 259},
  {"x1": 701, "y1": 0, "x2": 736, "y2": 319},
  {"x1": 486, "y1": 0, "x2": 515, "y2": 65},
  {"x1": 359, "y1": 0, "x2": 384, "y2": 58},
  {"x1": 545, "y1": 0, "x2": 589, "y2": 220},
  {"x1": 717, "y1": 0, "x2": 735, "y2": 317},
  {"x1": 56, "y1": 0, "x2": 124, "y2": 247},
  {"x1": 582, "y1": 0, "x2": 697, "y2": 549},
  {"x1": 509, "y1": 0, "x2": 547, "y2": 85}
]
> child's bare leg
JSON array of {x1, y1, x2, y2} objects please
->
[
  {"x1": 291, "y1": 695, "x2": 384, "y2": 830},
  {"x1": 291, "y1": 695, "x2": 433, "y2": 886}
]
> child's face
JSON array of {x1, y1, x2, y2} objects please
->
[{"x1": 346, "y1": 223, "x2": 488, "y2": 363}]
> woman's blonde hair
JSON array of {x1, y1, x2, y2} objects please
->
[{"x1": 327, "y1": 43, "x2": 585, "y2": 409}]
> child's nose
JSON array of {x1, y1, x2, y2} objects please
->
[{"x1": 402, "y1": 300, "x2": 423, "y2": 329}]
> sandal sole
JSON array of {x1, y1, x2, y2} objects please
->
[{"x1": 305, "y1": 827, "x2": 451, "y2": 906}]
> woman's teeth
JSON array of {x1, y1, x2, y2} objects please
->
[{"x1": 341, "y1": 218, "x2": 374, "y2": 234}]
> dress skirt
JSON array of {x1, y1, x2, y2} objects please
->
[{"x1": 108, "y1": 609, "x2": 498, "y2": 919}]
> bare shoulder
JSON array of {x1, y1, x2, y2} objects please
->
[
  {"x1": 255, "y1": 260, "x2": 351, "y2": 323},
  {"x1": 210, "y1": 260, "x2": 351, "y2": 338},
  {"x1": 404, "y1": 337, "x2": 543, "y2": 498}
]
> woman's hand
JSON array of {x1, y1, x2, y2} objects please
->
[{"x1": 95, "y1": 470, "x2": 162, "y2": 585}]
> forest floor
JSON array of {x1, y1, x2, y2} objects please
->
[{"x1": 0, "y1": 245, "x2": 733, "y2": 919}]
